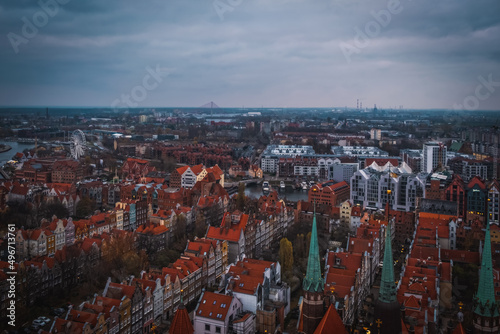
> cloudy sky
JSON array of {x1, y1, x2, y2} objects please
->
[{"x1": 1, "y1": 0, "x2": 499, "y2": 110}]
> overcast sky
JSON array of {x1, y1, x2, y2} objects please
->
[{"x1": 1, "y1": 0, "x2": 499, "y2": 110}]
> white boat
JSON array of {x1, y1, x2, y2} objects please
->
[
  {"x1": 301, "y1": 181, "x2": 308, "y2": 190},
  {"x1": 262, "y1": 181, "x2": 270, "y2": 192},
  {"x1": 280, "y1": 181, "x2": 286, "y2": 190}
]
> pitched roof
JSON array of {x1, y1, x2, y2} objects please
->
[
  {"x1": 195, "y1": 291, "x2": 234, "y2": 321},
  {"x1": 313, "y1": 304, "x2": 347, "y2": 334},
  {"x1": 474, "y1": 222, "x2": 499, "y2": 317},
  {"x1": 303, "y1": 213, "x2": 323, "y2": 292},
  {"x1": 404, "y1": 295, "x2": 421, "y2": 310},
  {"x1": 452, "y1": 323, "x2": 465, "y2": 334},
  {"x1": 379, "y1": 222, "x2": 397, "y2": 303},
  {"x1": 169, "y1": 303, "x2": 194, "y2": 334}
]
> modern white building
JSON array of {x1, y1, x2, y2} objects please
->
[
  {"x1": 370, "y1": 128, "x2": 382, "y2": 140},
  {"x1": 328, "y1": 161, "x2": 359, "y2": 183},
  {"x1": 422, "y1": 142, "x2": 447, "y2": 173},
  {"x1": 331, "y1": 146, "x2": 388, "y2": 157},
  {"x1": 350, "y1": 163, "x2": 427, "y2": 211},
  {"x1": 261, "y1": 145, "x2": 315, "y2": 173}
]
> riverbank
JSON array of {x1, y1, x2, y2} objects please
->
[{"x1": 0, "y1": 144, "x2": 12, "y2": 153}]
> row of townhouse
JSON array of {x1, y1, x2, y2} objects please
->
[
  {"x1": 15, "y1": 217, "x2": 76, "y2": 260},
  {"x1": 425, "y1": 173, "x2": 500, "y2": 225},
  {"x1": 1, "y1": 180, "x2": 80, "y2": 215},
  {"x1": 188, "y1": 258, "x2": 289, "y2": 334},
  {"x1": 170, "y1": 164, "x2": 225, "y2": 190},
  {"x1": 131, "y1": 237, "x2": 230, "y2": 324},
  {"x1": 394, "y1": 211, "x2": 458, "y2": 333},
  {"x1": 218, "y1": 258, "x2": 290, "y2": 333},
  {"x1": 1, "y1": 234, "x2": 111, "y2": 317},
  {"x1": 155, "y1": 144, "x2": 233, "y2": 171},
  {"x1": 14, "y1": 158, "x2": 86, "y2": 184},
  {"x1": 206, "y1": 198, "x2": 291, "y2": 265},
  {"x1": 38, "y1": 238, "x2": 229, "y2": 334},
  {"x1": 323, "y1": 218, "x2": 386, "y2": 327}
]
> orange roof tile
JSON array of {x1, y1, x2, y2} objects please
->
[
  {"x1": 169, "y1": 303, "x2": 194, "y2": 334},
  {"x1": 313, "y1": 304, "x2": 347, "y2": 334},
  {"x1": 196, "y1": 292, "x2": 234, "y2": 321},
  {"x1": 404, "y1": 295, "x2": 421, "y2": 310}
]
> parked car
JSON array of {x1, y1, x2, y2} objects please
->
[{"x1": 37, "y1": 316, "x2": 50, "y2": 324}]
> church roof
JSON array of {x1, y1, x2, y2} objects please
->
[
  {"x1": 474, "y1": 220, "x2": 500, "y2": 317},
  {"x1": 313, "y1": 304, "x2": 347, "y2": 334},
  {"x1": 169, "y1": 303, "x2": 194, "y2": 334},
  {"x1": 379, "y1": 222, "x2": 397, "y2": 303},
  {"x1": 303, "y1": 210, "x2": 323, "y2": 292}
]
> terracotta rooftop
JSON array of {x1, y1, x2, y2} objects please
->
[
  {"x1": 313, "y1": 304, "x2": 347, "y2": 334},
  {"x1": 196, "y1": 291, "x2": 234, "y2": 321}
]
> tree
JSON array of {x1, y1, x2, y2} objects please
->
[
  {"x1": 38, "y1": 201, "x2": 69, "y2": 220},
  {"x1": 279, "y1": 238, "x2": 294, "y2": 274},
  {"x1": 75, "y1": 197, "x2": 94, "y2": 219},
  {"x1": 174, "y1": 214, "x2": 187, "y2": 241},
  {"x1": 331, "y1": 220, "x2": 350, "y2": 249},
  {"x1": 294, "y1": 234, "x2": 305, "y2": 260},
  {"x1": 195, "y1": 212, "x2": 207, "y2": 238},
  {"x1": 236, "y1": 183, "x2": 246, "y2": 211}
]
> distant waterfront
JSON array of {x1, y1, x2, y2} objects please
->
[
  {"x1": 0, "y1": 141, "x2": 33, "y2": 165},
  {"x1": 244, "y1": 183, "x2": 309, "y2": 202}
]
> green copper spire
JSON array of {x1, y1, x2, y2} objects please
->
[
  {"x1": 474, "y1": 218, "x2": 499, "y2": 317},
  {"x1": 303, "y1": 206, "x2": 323, "y2": 292},
  {"x1": 379, "y1": 221, "x2": 397, "y2": 303}
]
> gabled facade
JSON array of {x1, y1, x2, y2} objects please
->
[{"x1": 193, "y1": 291, "x2": 243, "y2": 334}]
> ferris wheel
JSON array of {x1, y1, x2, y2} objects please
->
[{"x1": 70, "y1": 129, "x2": 86, "y2": 160}]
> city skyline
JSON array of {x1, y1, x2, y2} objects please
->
[{"x1": 1, "y1": 0, "x2": 500, "y2": 110}]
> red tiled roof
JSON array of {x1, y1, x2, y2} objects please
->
[
  {"x1": 108, "y1": 282, "x2": 136, "y2": 299},
  {"x1": 169, "y1": 304, "x2": 194, "y2": 334},
  {"x1": 231, "y1": 275, "x2": 263, "y2": 295},
  {"x1": 408, "y1": 282, "x2": 426, "y2": 293},
  {"x1": 313, "y1": 304, "x2": 347, "y2": 334},
  {"x1": 196, "y1": 291, "x2": 234, "y2": 321},
  {"x1": 69, "y1": 309, "x2": 98, "y2": 325},
  {"x1": 233, "y1": 312, "x2": 252, "y2": 324},
  {"x1": 176, "y1": 166, "x2": 189, "y2": 175},
  {"x1": 191, "y1": 164, "x2": 204, "y2": 175},
  {"x1": 52, "y1": 317, "x2": 86, "y2": 334},
  {"x1": 452, "y1": 323, "x2": 466, "y2": 334},
  {"x1": 404, "y1": 295, "x2": 421, "y2": 310}
]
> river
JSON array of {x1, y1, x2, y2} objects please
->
[
  {"x1": 244, "y1": 183, "x2": 309, "y2": 202},
  {"x1": 0, "y1": 141, "x2": 34, "y2": 166}
]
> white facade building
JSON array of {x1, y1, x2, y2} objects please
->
[
  {"x1": 422, "y1": 142, "x2": 447, "y2": 173},
  {"x1": 350, "y1": 163, "x2": 427, "y2": 211}
]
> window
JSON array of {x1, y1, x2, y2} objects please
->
[
  {"x1": 216, "y1": 327, "x2": 221, "y2": 333},
  {"x1": 205, "y1": 324, "x2": 210, "y2": 331}
]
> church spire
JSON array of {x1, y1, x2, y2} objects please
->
[
  {"x1": 379, "y1": 220, "x2": 397, "y2": 303},
  {"x1": 303, "y1": 204, "x2": 323, "y2": 292},
  {"x1": 372, "y1": 219, "x2": 402, "y2": 334},
  {"x1": 474, "y1": 218, "x2": 499, "y2": 318}
]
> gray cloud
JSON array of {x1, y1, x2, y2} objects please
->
[{"x1": 0, "y1": 0, "x2": 499, "y2": 109}]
